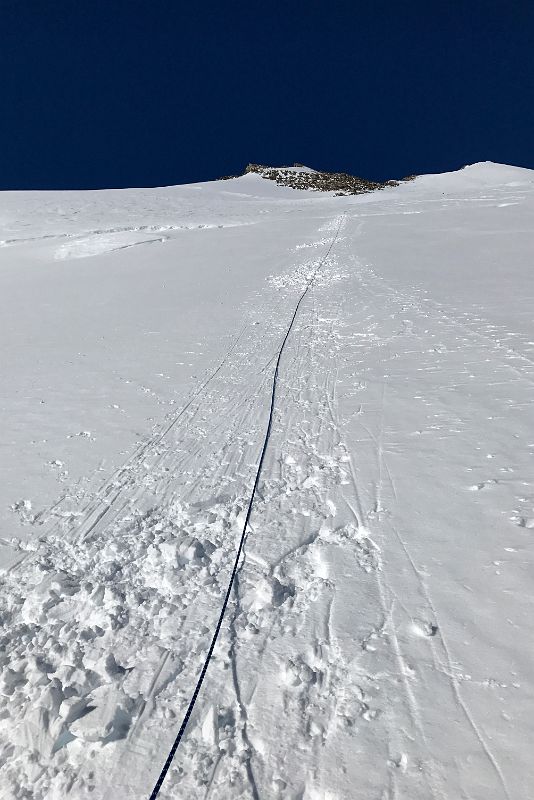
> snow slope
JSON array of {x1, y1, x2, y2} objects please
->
[{"x1": 1, "y1": 162, "x2": 533, "y2": 800}]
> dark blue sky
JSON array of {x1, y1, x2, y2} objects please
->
[{"x1": 1, "y1": 0, "x2": 533, "y2": 189}]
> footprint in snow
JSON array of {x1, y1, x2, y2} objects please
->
[
  {"x1": 10, "y1": 499, "x2": 36, "y2": 524},
  {"x1": 411, "y1": 619, "x2": 438, "y2": 638},
  {"x1": 67, "y1": 430, "x2": 94, "y2": 440},
  {"x1": 467, "y1": 479, "x2": 499, "y2": 491}
]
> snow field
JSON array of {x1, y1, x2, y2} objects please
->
[{"x1": 0, "y1": 163, "x2": 533, "y2": 799}]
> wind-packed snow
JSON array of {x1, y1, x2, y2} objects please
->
[{"x1": 1, "y1": 162, "x2": 533, "y2": 800}]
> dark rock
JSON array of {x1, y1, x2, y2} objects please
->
[{"x1": 220, "y1": 164, "x2": 415, "y2": 194}]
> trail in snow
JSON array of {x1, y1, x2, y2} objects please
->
[
  {"x1": 0, "y1": 163, "x2": 533, "y2": 800},
  {"x1": 148, "y1": 215, "x2": 346, "y2": 799}
]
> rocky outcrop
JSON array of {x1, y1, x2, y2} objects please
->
[{"x1": 221, "y1": 163, "x2": 415, "y2": 195}]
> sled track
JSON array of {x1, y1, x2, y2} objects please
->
[{"x1": 148, "y1": 215, "x2": 346, "y2": 799}]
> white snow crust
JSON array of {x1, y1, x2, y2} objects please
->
[
  {"x1": 277, "y1": 166, "x2": 317, "y2": 173},
  {"x1": 0, "y1": 161, "x2": 533, "y2": 799}
]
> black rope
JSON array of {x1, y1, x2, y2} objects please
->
[{"x1": 148, "y1": 217, "x2": 345, "y2": 799}]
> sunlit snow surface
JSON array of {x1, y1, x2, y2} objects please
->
[{"x1": 1, "y1": 163, "x2": 533, "y2": 799}]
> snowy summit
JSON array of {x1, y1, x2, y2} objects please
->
[{"x1": 0, "y1": 160, "x2": 533, "y2": 800}]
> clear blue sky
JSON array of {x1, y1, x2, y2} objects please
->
[{"x1": 1, "y1": 0, "x2": 533, "y2": 189}]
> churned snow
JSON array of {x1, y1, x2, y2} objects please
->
[{"x1": 0, "y1": 161, "x2": 533, "y2": 800}]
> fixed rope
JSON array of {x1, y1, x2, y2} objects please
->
[{"x1": 148, "y1": 216, "x2": 345, "y2": 799}]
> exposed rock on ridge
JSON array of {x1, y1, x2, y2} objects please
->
[{"x1": 221, "y1": 163, "x2": 410, "y2": 195}]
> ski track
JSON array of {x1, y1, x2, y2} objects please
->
[
  {"x1": 155, "y1": 210, "x2": 529, "y2": 800},
  {"x1": 0, "y1": 214, "x2": 355, "y2": 800}
]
